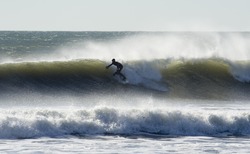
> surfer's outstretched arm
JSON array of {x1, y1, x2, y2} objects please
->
[{"x1": 106, "y1": 63, "x2": 113, "y2": 69}]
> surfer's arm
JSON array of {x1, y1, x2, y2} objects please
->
[{"x1": 106, "y1": 63, "x2": 113, "y2": 69}]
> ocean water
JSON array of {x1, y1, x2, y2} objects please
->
[{"x1": 0, "y1": 31, "x2": 250, "y2": 153}]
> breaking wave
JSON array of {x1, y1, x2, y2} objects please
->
[
  {"x1": 0, "y1": 58, "x2": 249, "y2": 99},
  {"x1": 1, "y1": 107, "x2": 250, "y2": 139}
]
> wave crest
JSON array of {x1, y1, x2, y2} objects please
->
[{"x1": 1, "y1": 108, "x2": 250, "y2": 139}]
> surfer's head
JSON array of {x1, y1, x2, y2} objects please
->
[{"x1": 112, "y1": 59, "x2": 115, "y2": 62}]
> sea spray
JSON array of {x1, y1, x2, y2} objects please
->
[
  {"x1": 56, "y1": 32, "x2": 250, "y2": 61},
  {"x1": 1, "y1": 32, "x2": 250, "y2": 63}
]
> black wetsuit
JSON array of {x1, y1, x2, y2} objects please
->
[
  {"x1": 112, "y1": 61, "x2": 123, "y2": 74},
  {"x1": 106, "y1": 61, "x2": 126, "y2": 80}
]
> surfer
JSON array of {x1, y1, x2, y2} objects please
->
[{"x1": 106, "y1": 59, "x2": 126, "y2": 80}]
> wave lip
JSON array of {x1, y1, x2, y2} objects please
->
[{"x1": 1, "y1": 108, "x2": 250, "y2": 139}]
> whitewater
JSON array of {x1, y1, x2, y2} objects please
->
[{"x1": 0, "y1": 31, "x2": 250, "y2": 153}]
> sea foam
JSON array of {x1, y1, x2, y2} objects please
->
[{"x1": 1, "y1": 107, "x2": 250, "y2": 139}]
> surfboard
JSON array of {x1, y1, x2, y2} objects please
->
[{"x1": 114, "y1": 75, "x2": 129, "y2": 84}]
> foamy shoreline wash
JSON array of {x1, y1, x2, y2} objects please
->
[
  {"x1": 1, "y1": 31, "x2": 250, "y2": 153},
  {"x1": 1, "y1": 99, "x2": 250, "y2": 153},
  {"x1": 1, "y1": 136, "x2": 250, "y2": 153}
]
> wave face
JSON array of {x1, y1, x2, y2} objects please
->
[
  {"x1": 0, "y1": 60, "x2": 110, "y2": 93},
  {"x1": 1, "y1": 107, "x2": 250, "y2": 139},
  {"x1": 0, "y1": 58, "x2": 249, "y2": 99},
  {"x1": 161, "y1": 58, "x2": 250, "y2": 99}
]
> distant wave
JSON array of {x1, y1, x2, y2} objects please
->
[
  {"x1": 1, "y1": 107, "x2": 250, "y2": 139},
  {"x1": 0, "y1": 58, "x2": 249, "y2": 99}
]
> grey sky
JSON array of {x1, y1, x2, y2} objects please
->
[{"x1": 1, "y1": 0, "x2": 250, "y2": 31}]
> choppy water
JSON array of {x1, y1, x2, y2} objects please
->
[{"x1": 0, "y1": 31, "x2": 250, "y2": 153}]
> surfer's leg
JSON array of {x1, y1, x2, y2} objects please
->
[
  {"x1": 113, "y1": 71, "x2": 118, "y2": 76},
  {"x1": 119, "y1": 73, "x2": 126, "y2": 80},
  {"x1": 115, "y1": 68, "x2": 121, "y2": 75},
  {"x1": 119, "y1": 66, "x2": 123, "y2": 71}
]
